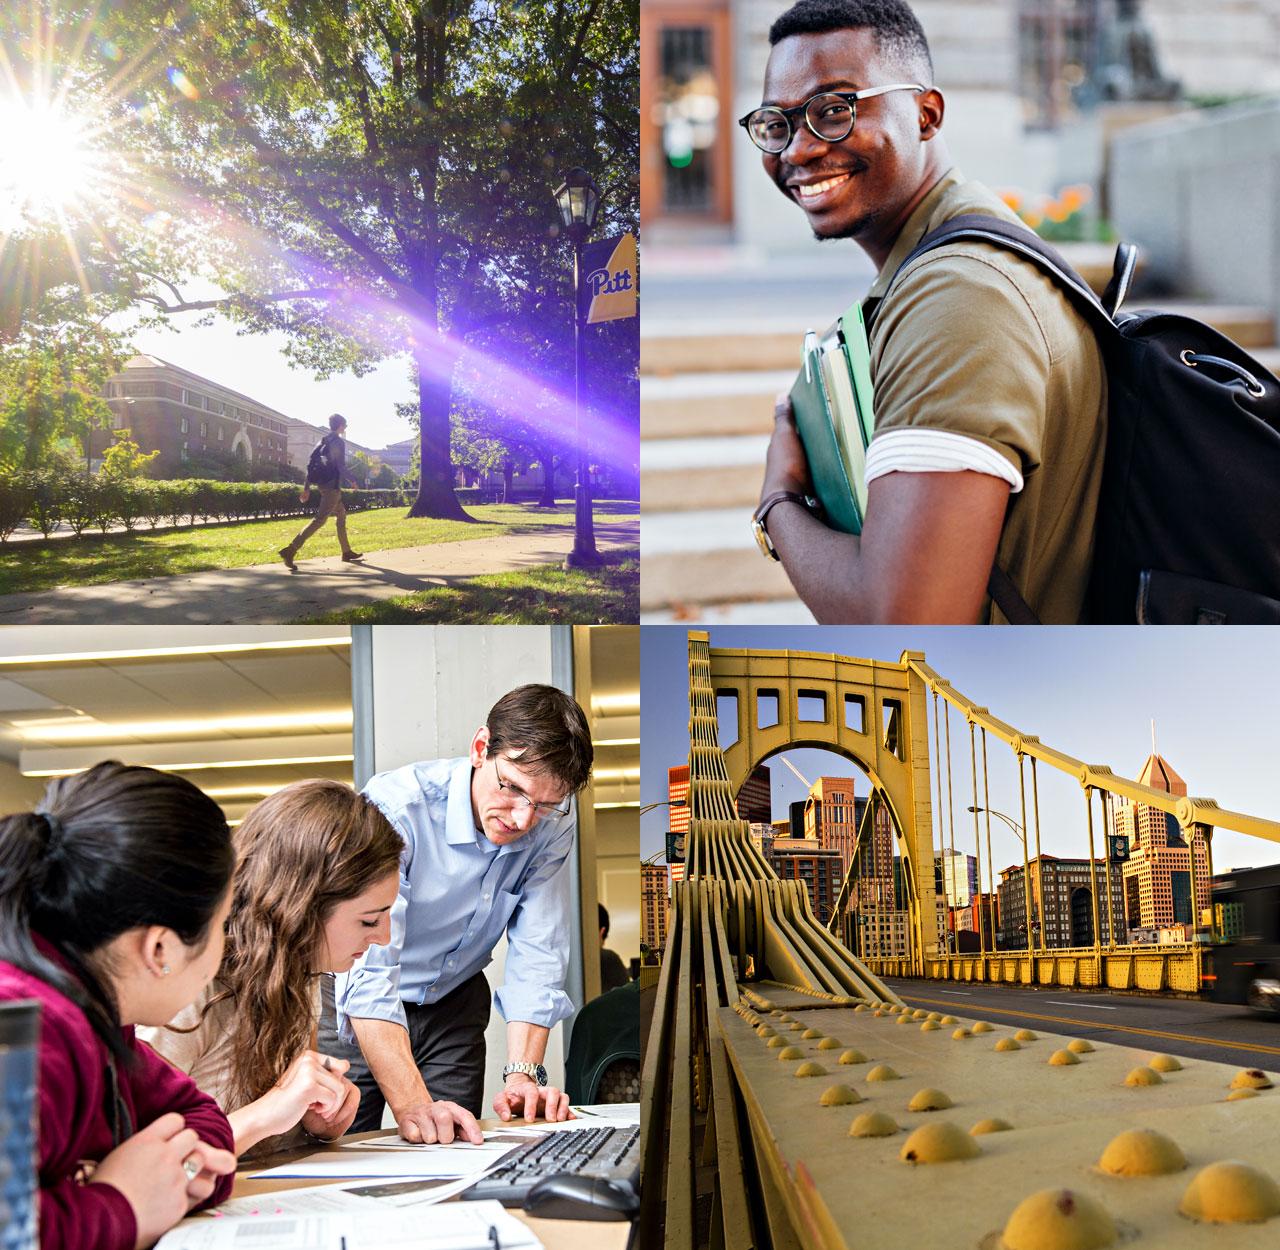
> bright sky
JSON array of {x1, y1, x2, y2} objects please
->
[
  {"x1": 110, "y1": 280, "x2": 420, "y2": 452},
  {"x1": 641, "y1": 627, "x2": 1280, "y2": 879}
]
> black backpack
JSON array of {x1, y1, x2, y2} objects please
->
[
  {"x1": 870, "y1": 214, "x2": 1280, "y2": 624},
  {"x1": 305, "y1": 433, "x2": 339, "y2": 488}
]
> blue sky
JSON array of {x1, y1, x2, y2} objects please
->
[{"x1": 641, "y1": 627, "x2": 1280, "y2": 878}]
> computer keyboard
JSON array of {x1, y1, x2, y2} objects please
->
[{"x1": 460, "y1": 1124, "x2": 640, "y2": 1210}]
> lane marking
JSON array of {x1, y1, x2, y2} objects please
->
[
  {"x1": 937, "y1": 990, "x2": 972, "y2": 996},
  {"x1": 898, "y1": 992, "x2": 1280, "y2": 1058},
  {"x1": 1046, "y1": 1001, "x2": 1117, "y2": 1010}
]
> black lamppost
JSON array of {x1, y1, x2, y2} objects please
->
[{"x1": 553, "y1": 166, "x2": 602, "y2": 568}]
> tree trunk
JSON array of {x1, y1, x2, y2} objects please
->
[
  {"x1": 502, "y1": 459, "x2": 514, "y2": 503},
  {"x1": 537, "y1": 446, "x2": 557, "y2": 508},
  {"x1": 407, "y1": 347, "x2": 472, "y2": 520}
]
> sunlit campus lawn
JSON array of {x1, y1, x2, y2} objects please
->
[
  {"x1": 0, "y1": 501, "x2": 638, "y2": 598},
  {"x1": 299, "y1": 556, "x2": 638, "y2": 625}
]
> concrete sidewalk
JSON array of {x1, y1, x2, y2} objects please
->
[{"x1": 0, "y1": 519, "x2": 639, "y2": 623}]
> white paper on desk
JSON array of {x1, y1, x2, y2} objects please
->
[
  {"x1": 250, "y1": 1148, "x2": 493, "y2": 1179},
  {"x1": 214, "y1": 1173, "x2": 478, "y2": 1216},
  {"x1": 571, "y1": 1103, "x2": 639, "y2": 1125},
  {"x1": 158, "y1": 1204, "x2": 540, "y2": 1250},
  {"x1": 348, "y1": 1129, "x2": 534, "y2": 1156}
]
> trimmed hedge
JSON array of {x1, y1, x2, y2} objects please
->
[{"x1": 0, "y1": 470, "x2": 409, "y2": 541}]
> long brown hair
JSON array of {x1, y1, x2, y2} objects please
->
[{"x1": 212, "y1": 780, "x2": 402, "y2": 1107}]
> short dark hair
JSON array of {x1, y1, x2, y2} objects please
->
[
  {"x1": 328, "y1": 413, "x2": 347, "y2": 431},
  {"x1": 598, "y1": 903, "x2": 610, "y2": 938},
  {"x1": 486, "y1": 684, "x2": 593, "y2": 795},
  {"x1": 769, "y1": 0, "x2": 934, "y2": 80}
]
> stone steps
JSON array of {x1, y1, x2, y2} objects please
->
[{"x1": 639, "y1": 288, "x2": 1278, "y2": 619}]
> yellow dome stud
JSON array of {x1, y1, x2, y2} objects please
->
[
  {"x1": 1048, "y1": 1049, "x2": 1080, "y2": 1066},
  {"x1": 995, "y1": 1037, "x2": 1022, "y2": 1052},
  {"x1": 801, "y1": 1027, "x2": 823, "y2": 1039},
  {"x1": 1014, "y1": 1029, "x2": 1038, "y2": 1042},
  {"x1": 766, "y1": 1035, "x2": 788, "y2": 1048},
  {"x1": 952, "y1": 1027, "x2": 972, "y2": 1040},
  {"x1": 866, "y1": 1064, "x2": 901, "y2": 1081},
  {"x1": 777, "y1": 1046, "x2": 804, "y2": 1061},
  {"x1": 1148, "y1": 1053, "x2": 1182, "y2": 1073},
  {"x1": 971, "y1": 1117, "x2": 1013, "y2": 1136},
  {"x1": 1001, "y1": 1188, "x2": 1117, "y2": 1250},
  {"x1": 816, "y1": 1036, "x2": 842, "y2": 1050},
  {"x1": 908, "y1": 1087, "x2": 954, "y2": 1112},
  {"x1": 1097, "y1": 1128, "x2": 1186, "y2": 1177},
  {"x1": 849, "y1": 1110, "x2": 899, "y2": 1138},
  {"x1": 1227, "y1": 1088, "x2": 1260, "y2": 1102},
  {"x1": 920, "y1": 1020, "x2": 941, "y2": 1032},
  {"x1": 973, "y1": 1021, "x2": 995, "y2": 1033},
  {"x1": 899, "y1": 1121, "x2": 981, "y2": 1164},
  {"x1": 837, "y1": 1048, "x2": 868, "y2": 1065},
  {"x1": 1124, "y1": 1066, "x2": 1163, "y2": 1087},
  {"x1": 1179, "y1": 1161, "x2": 1280, "y2": 1224},
  {"x1": 819, "y1": 1083, "x2": 863, "y2": 1106},
  {"x1": 794, "y1": 1060, "x2": 827, "y2": 1078},
  {"x1": 1230, "y1": 1069, "x2": 1273, "y2": 1090},
  {"x1": 1067, "y1": 1039, "x2": 1094, "y2": 1054}
]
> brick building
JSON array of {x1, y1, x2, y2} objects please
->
[
  {"x1": 997, "y1": 854, "x2": 1126, "y2": 949},
  {"x1": 735, "y1": 762, "x2": 772, "y2": 825},
  {"x1": 641, "y1": 862, "x2": 671, "y2": 955},
  {"x1": 99, "y1": 356, "x2": 290, "y2": 476},
  {"x1": 768, "y1": 837, "x2": 844, "y2": 925},
  {"x1": 667, "y1": 765, "x2": 691, "y2": 834},
  {"x1": 1115, "y1": 753, "x2": 1210, "y2": 934}
]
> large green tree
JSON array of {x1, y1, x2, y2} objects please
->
[{"x1": 99, "y1": 0, "x2": 638, "y2": 519}]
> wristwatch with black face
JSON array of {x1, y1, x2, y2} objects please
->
[
  {"x1": 503, "y1": 1061, "x2": 548, "y2": 1087},
  {"x1": 752, "y1": 491, "x2": 819, "y2": 561}
]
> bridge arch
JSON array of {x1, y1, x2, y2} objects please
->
[{"x1": 706, "y1": 643, "x2": 941, "y2": 957}]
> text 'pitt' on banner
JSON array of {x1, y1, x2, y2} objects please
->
[{"x1": 578, "y1": 233, "x2": 638, "y2": 325}]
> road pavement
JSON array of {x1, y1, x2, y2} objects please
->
[{"x1": 884, "y1": 976, "x2": 1280, "y2": 1072}]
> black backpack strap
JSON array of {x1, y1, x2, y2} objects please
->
[
  {"x1": 987, "y1": 565, "x2": 1040, "y2": 625},
  {"x1": 865, "y1": 213, "x2": 1121, "y2": 341},
  {"x1": 863, "y1": 213, "x2": 1118, "y2": 627}
]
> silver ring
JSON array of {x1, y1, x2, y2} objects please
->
[{"x1": 182, "y1": 1155, "x2": 200, "y2": 1183}]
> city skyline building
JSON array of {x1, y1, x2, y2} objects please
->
[
  {"x1": 768, "y1": 837, "x2": 843, "y2": 926},
  {"x1": 736, "y1": 762, "x2": 772, "y2": 826},
  {"x1": 1116, "y1": 753, "x2": 1211, "y2": 934},
  {"x1": 667, "y1": 764, "x2": 690, "y2": 836},
  {"x1": 998, "y1": 854, "x2": 1127, "y2": 949},
  {"x1": 641, "y1": 862, "x2": 670, "y2": 955}
]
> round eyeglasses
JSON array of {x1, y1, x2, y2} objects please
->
[
  {"x1": 492, "y1": 757, "x2": 571, "y2": 819},
  {"x1": 739, "y1": 83, "x2": 925, "y2": 154}
]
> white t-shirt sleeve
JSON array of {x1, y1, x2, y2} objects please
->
[{"x1": 865, "y1": 428, "x2": 1025, "y2": 493}]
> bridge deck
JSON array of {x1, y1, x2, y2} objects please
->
[{"x1": 726, "y1": 984, "x2": 1280, "y2": 1248}]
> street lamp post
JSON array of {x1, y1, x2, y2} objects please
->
[
  {"x1": 553, "y1": 167, "x2": 602, "y2": 569},
  {"x1": 968, "y1": 804, "x2": 1039, "y2": 953}
]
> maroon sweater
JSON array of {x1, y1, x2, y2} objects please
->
[{"x1": 0, "y1": 940, "x2": 235, "y2": 1250}]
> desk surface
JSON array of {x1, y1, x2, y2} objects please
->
[{"x1": 230, "y1": 1123, "x2": 631, "y2": 1250}]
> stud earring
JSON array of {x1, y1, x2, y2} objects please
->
[{"x1": 161, "y1": 965, "x2": 171, "y2": 976}]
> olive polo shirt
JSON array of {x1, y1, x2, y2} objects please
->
[{"x1": 862, "y1": 167, "x2": 1107, "y2": 624}]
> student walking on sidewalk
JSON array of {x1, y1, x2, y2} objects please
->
[{"x1": 280, "y1": 413, "x2": 364, "y2": 571}]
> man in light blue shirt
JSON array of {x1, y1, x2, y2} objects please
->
[{"x1": 320, "y1": 684, "x2": 594, "y2": 1144}]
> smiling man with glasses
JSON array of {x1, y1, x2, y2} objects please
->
[
  {"x1": 752, "y1": 0, "x2": 1107, "y2": 624},
  {"x1": 319, "y1": 684, "x2": 594, "y2": 1145}
]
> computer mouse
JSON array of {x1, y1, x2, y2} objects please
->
[{"x1": 522, "y1": 1172, "x2": 638, "y2": 1222}]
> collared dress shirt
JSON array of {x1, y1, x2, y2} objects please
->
[{"x1": 335, "y1": 757, "x2": 576, "y2": 1043}]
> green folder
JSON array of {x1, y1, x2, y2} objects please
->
[{"x1": 788, "y1": 300, "x2": 876, "y2": 535}]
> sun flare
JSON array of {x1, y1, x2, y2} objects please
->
[{"x1": 0, "y1": 95, "x2": 109, "y2": 229}]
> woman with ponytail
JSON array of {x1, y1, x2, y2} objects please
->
[
  {"x1": 0, "y1": 762, "x2": 238, "y2": 1250},
  {"x1": 140, "y1": 780, "x2": 402, "y2": 1157}
]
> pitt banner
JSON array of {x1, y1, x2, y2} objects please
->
[{"x1": 579, "y1": 233, "x2": 637, "y2": 325}]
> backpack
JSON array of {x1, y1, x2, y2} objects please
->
[
  {"x1": 869, "y1": 214, "x2": 1280, "y2": 624},
  {"x1": 305, "y1": 433, "x2": 339, "y2": 488}
]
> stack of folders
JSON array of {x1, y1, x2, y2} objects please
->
[{"x1": 788, "y1": 299, "x2": 876, "y2": 535}]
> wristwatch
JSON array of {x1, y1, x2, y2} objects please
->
[
  {"x1": 503, "y1": 1061, "x2": 548, "y2": 1086},
  {"x1": 752, "y1": 491, "x2": 819, "y2": 561}
]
